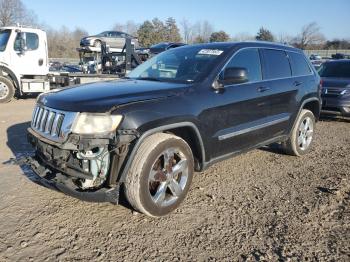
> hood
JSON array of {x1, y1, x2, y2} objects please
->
[
  {"x1": 321, "y1": 77, "x2": 350, "y2": 88},
  {"x1": 38, "y1": 79, "x2": 189, "y2": 112}
]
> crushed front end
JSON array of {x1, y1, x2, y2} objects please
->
[{"x1": 24, "y1": 104, "x2": 137, "y2": 204}]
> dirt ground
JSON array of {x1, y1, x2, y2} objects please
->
[{"x1": 0, "y1": 99, "x2": 349, "y2": 261}]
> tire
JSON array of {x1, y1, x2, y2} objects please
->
[
  {"x1": 282, "y1": 109, "x2": 316, "y2": 156},
  {"x1": 125, "y1": 133, "x2": 194, "y2": 217},
  {"x1": 94, "y1": 40, "x2": 102, "y2": 48},
  {"x1": 0, "y1": 76, "x2": 15, "y2": 103}
]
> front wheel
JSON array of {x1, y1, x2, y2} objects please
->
[
  {"x1": 94, "y1": 40, "x2": 102, "y2": 48},
  {"x1": 0, "y1": 76, "x2": 15, "y2": 103},
  {"x1": 125, "y1": 133, "x2": 194, "y2": 217},
  {"x1": 282, "y1": 109, "x2": 316, "y2": 156}
]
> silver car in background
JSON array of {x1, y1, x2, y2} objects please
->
[{"x1": 80, "y1": 31, "x2": 139, "y2": 49}]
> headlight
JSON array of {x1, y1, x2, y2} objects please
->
[{"x1": 72, "y1": 113, "x2": 122, "y2": 134}]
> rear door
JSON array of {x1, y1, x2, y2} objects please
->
[{"x1": 259, "y1": 48, "x2": 297, "y2": 137}]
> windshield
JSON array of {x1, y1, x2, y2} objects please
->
[
  {"x1": 0, "y1": 29, "x2": 11, "y2": 52},
  {"x1": 319, "y1": 62, "x2": 350, "y2": 78},
  {"x1": 127, "y1": 45, "x2": 228, "y2": 83}
]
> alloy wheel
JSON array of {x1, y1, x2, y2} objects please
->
[
  {"x1": 148, "y1": 147, "x2": 189, "y2": 207},
  {"x1": 297, "y1": 116, "x2": 314, "y2": 151}
]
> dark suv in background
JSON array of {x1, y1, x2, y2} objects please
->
[
  {"x1": 24, "y1": 42, "x2": 321, "y2": 217},
  {"x1": 319, "y1": 59, "x2": 350, "y2": 117}
]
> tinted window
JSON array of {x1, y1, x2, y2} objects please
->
[
  {"x1": 14, "y1": 32, "x2": 39, "y2": 51},
  {"x1": 262, "y1": 49, "x2": 291, "y2": 79},
  {"x1": 318, "y1": 62, "x2": 350, "y2": 78},
  {"x1": 288, "y1": 52, "x2": 311, "y2": 76},
  {"x1": 225, "y1": 48, "x2": 262, "y2": 82}
]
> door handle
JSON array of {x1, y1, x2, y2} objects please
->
[
  {"x1": 294, "y1": 81, "x2": 302, "y2": 87},
  {"x1": 257, "y1": 86, "x2": 270, "y2": 92}
]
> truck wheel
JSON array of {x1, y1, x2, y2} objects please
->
[
  {"x1": 282, "y1": 109, "x2": 316, "y2": 156},
  {"x1": 125, "y1": 133, "x2": 194, "y2": 217},
  {"x1": 0, "y1": 76, "x2": 15, "y2": 103}
]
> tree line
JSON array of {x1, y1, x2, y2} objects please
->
[{"x1": 1, "y1": 0, "x2": 349, "y2": 58}]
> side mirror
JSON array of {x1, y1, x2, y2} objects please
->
[
  {"x1": 219, "y1": 67, "x2": 249, "y2": 86},
  {"x1": 17, "y1": 32, "x2": 27, "y2": 54}
]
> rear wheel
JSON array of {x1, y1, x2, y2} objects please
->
[
  {"x1": 0, "y1": 76, "x2": 15, "y2": 103},
  {"x1": 282, "y1": 109, "x2": 315, "y2": 156},
  {"x1": 125, "y1": 133, "x2": 194, "y2": 217}
]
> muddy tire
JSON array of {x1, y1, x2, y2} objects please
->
[
  {"x1": 0, "y1": 76, "x2": 15, "y2": 103},
  {"x1": 125, "y1": 133, "x2": 194, "y2": 217},
  {"x1": 282, "y1": 109, "x2": 316, "y2": 156}
]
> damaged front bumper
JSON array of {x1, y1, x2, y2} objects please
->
[
  {"x1": 16, "y1": 156, "x2": 120, "y2": 204},
  {"x1": 18, "y1": 127, "x2": 138, "y2": 204}
]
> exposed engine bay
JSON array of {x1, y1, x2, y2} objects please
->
[
  {"x1": 27, "y1": 127, "x2": 138, "y2": 192},
  {"x1": 75, "y1": 147, "x2": 110, "y2": 189}
]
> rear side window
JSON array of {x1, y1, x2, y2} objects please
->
[
  {"x1": 225, "y1": 48, "x2": 262, "y2": 82},
  {"x1": 262, "y1": 49, "x2": 291, "y2": 79},
  {"x1": 288, "y1": 52, "x2": 311, "y2": 76}
]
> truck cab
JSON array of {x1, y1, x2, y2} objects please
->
[{"x1": 0, "y1": 26, "x2": 50, "y2": 103}]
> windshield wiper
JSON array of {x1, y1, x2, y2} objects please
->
[{"x1": 135, "y1": 77, "x2": 162, "y2": 82}]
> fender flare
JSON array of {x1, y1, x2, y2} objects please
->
[
  {"x1": 0, "y1": 65, "x2": 20, "y2": 90},
  {"x1": 290, "y1": 97, "x2": 321, "y2": 135},
  {"x1": 117, "y1": 122, "x2": 205, "y2": 183}
]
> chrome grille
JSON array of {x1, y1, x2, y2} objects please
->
[{"x1": 31, "y1": 105, "x2": 78, "y2": 143}]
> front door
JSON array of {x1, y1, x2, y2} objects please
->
[
  {"x1": 199, "y1": 48, "x2": 271, "y2": 159},
  {"x1": 10, "y1": 30, "x2": 48, "y2": 76}
]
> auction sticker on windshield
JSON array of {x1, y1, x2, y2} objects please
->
[{"x1": 198, "y1": 49, "x2": 224, "y2": 56}]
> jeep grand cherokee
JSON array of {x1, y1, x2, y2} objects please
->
[{"x1": 24, "y1": 42, "x2": 321, "y2": 217}]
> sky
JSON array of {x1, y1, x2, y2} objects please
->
[{"x1": 22, "y1": 0, "x2": 350, "y2": 39}]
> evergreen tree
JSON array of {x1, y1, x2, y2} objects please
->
[
  {"x1": 210, "y1": 31, "x2": 230, "y2": 42},
  {"x1": 256, "y1": 27, "x2": 275, "y2": 42},
  {"x1": 137, "y1": 20, "x2": 155, "y2": 47},
  {"x1": 165, "y1": 17, "x2": 182, "y2": 42}
]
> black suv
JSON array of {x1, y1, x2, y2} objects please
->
[
  {"x1": 319, "y1": 59, "x2": 350, "y2": 117},
  {"x1": 25, "y1": 42, "x2": 321, "y2": 217}
]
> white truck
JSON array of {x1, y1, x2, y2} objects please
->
[{"x1": 0, "y1": 26, "x2": 119, "y2": 103}]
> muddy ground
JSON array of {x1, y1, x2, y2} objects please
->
[{"x1": 0, "y1": 99, "x2": 349, "y2": 261}]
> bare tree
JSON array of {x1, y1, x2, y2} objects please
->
[
  {"x1": 295, "y1": 22, "x2": 325, "y2": 49},
  {"x1": 125, "y1": 20, "x2": 138, "y2": 36},
  {"x1": 180, "y1": 18, "x2": 192, "y2": 44},
  {"x1": 191, "y1": 20, "x2": 214, "y2": 43},
  {"x1": 0, "y1": 0, "x2": 37, "y2": 26},
  {"x1": 231, "y1": 32, "x2": 255, "y2": 41},
  {"x1": 277, "y1": 32, "x2": 294, "y2": 45},
  {"x1": 47, "y1": 26, "x2": 89, "y2": 58},
  {"x1": 201, "y1": 20, "x2": 213, "y2": 42},
  {"x1": 112, "y1": 20, "x2": 139, "y2": 36},
  {"x1": 112, "y1": 23, "x2": 125, "y2": 32}
]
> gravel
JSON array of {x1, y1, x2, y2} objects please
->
[{"x1": 0, "y1": 99, "x2": 349, "y2": 261}]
